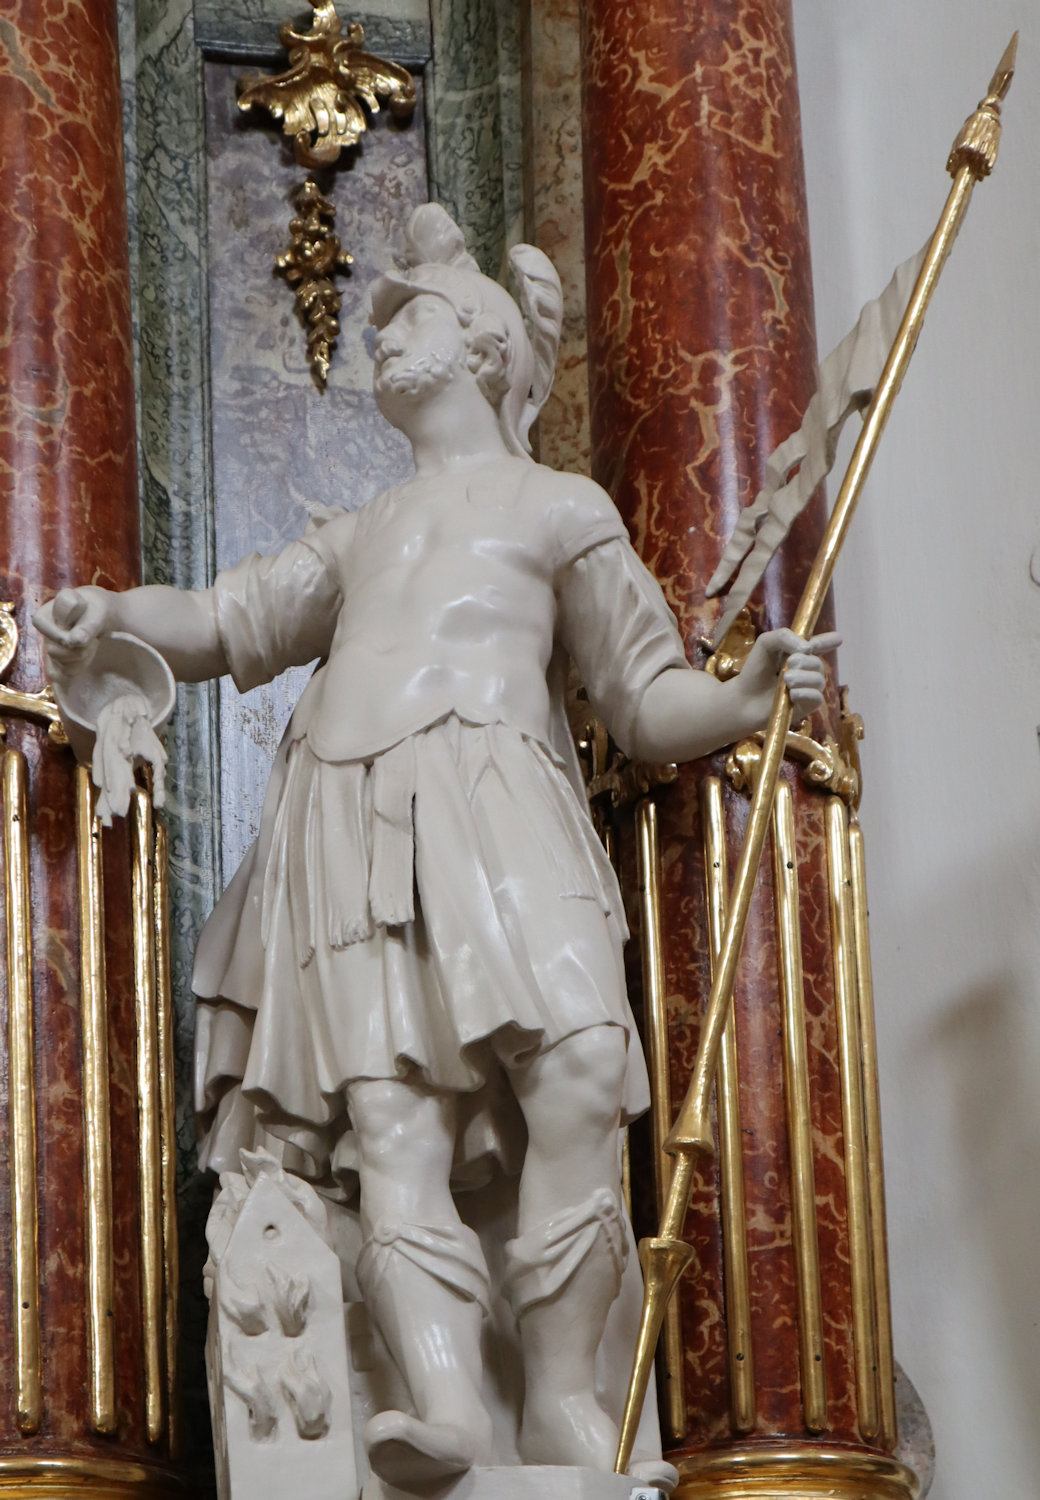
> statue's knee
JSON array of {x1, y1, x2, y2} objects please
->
[
  {"x1": 555, "y1": 1027, "x2": 628, "y2": 1131},
  {"x1": 348, "y1": 1079, "x2": 453, "y2": 1178}
]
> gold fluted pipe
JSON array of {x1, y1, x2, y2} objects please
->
[
  {"x1": 826, "y1": 796, "x2": 878, "y2": 1441},
  {"x1": 772, "y1": 783, "x2": 827, "y2": 1433},
  {"x1": 3, "y1": 741, "x2": 42, "y2": 1434},
  {"x1": 701, "y1": 777, "x2": 755, "y2": 1433},
  {"x1": 849, "y1": 818, "x2": 897, "y2": 1449},
  {"x1": 76, "y1": 766, "x2": 116, "y2": 1434},
  {"x1": 153, "y1": 818, "x2": 180, "y2": 1456},
  {"x1": 634, "y1": 797, "x2": 685, "y2": 1441},
  {"x1": 131, "y1": 786, "x2": 164, "y2": 1444}
]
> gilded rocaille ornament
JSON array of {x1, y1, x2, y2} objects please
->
[
  {"x1": 237, "y1": 2, "x2": 416, "y2": 386},
  {"x1": 0, "y1": 603, "x2": 65, "y2": 741},
  {"x1": 237, "y1": 6, "x2": 416, "y2": 170},
  {"x1": 277, "y1": 180, "x2": 355, "y2": 385}
]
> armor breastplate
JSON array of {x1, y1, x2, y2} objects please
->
[{"x1": 297, "y1": 471, "x2": 560, "y2": 762}]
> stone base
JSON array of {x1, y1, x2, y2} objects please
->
[{"x1": 365, "y1": 1466, "x2": 640, "y2": 1500}]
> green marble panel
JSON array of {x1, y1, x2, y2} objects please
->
[
  {"x1": 426, "y1": 0, "x2": 505, "y2": 276},
  {"x1": 203, "y1": 60, "x2": 425, "y2": 872},
  {"x1": 194, "y1": 0, "x2": 431, "y2": 64},
  {"x1": 494, "y1": 0, "x2": 524, "y2": 251},
  {"x1": 118, "y1": 0, "x2": 221, "y2": 1478},
  {"x1": 425, "y1": 0, "x2": 525, "y2": 277}
]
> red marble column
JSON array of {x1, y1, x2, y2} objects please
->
[
  {"x1": 581, "y1": 2, "x2": 909, "y2": 1492},
  {"x1": 0, "y1": 3, "x2": 180, "y2": 1492}
]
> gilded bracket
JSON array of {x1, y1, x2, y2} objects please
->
[
  {"x1": 703, "y1": 606, "x2": 756, "y2": 682},
  {"x1": 726, "y1": 695, "x2": 864, "y2": 807},
  {"x1": 703, "y1": 607, "x2": 864, "y2": 806},
  {"x1": 0, "y1": 604, "x2": 65, "y2": 743},
  {"x1": 581, "y1": 718, "x2": 678, "y2": 812},
  {"x1": 237, "y1": 1, "x2": 416, "y2": 387}
]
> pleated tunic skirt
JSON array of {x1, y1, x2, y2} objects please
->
[{"x1": 195, "y1": 717, "x2": 650, "y2": 1185}]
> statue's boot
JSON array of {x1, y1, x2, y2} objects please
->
[
  {"x1": 357, "y1": 1220, "x2": 494, "y2": 1483},
  {"x1": 504, "y1": 1187, "x2": 628, "y2": 1470},
  {"x1": 366, "y1": 1411, "x2": 476, "y2": 1487},
  {"x1": 628, "y1": 1458, "x2": 680, "y2": 1494}
]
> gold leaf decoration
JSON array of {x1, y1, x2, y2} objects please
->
[
  {"x1": 238, "y1": 7, "x2": 417, "y2": 170},
  {"x1": 276, "y1": 180, "x2": 354, "y2": 387}
]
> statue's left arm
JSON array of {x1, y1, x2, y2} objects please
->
[
  {"x1": 552, "y1": 478, "x2": 835, "y2": 766},
  {"x1": 627, "y1": 629, "x2": 834, "y2": 764}
]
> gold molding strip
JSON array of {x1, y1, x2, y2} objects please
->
[
  {"x1": 0, "y1": 1454, "x2": 189, "y2": 1497},
  {"x1": 131, "y1": 787, "x2": 164, "y2": 1444},
  {"x1": 76, "y1": 767, "x2": 116, "y2": 1434},
  {"x1": 675, "y1": 1440, "x2": 919, "y2": 1500},
  {"x1": 826, "y1": 796, "x2": 879, "y2": 1441},
  {"x1": 3, "y1": 741, "x2": 42, "y2": 1433},
  {"x1": 153, "y1": 819, "x2": 180, "y2": 1455},
  {"x1": 634, "y1": 797, "x2": 685, "y2": 1441},
  {"x1": 772, "y1": 782, "x2": 827, "y2": 1432},
  {"x1": 701, "y1": 777, "x2": 755, "y2": 1433},
  {"x1": 849, "y1": 818, "x2": 897, "y2": 1450}
]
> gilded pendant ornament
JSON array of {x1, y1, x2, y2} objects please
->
[
  {"x1": 277, "y1": 180, "x2": 355, "y2": 385},
  {"x1": 237, "y1": 3, "x2": 416, "y2": 387}
]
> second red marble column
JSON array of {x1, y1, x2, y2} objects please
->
[{"x1": 581, "y1": 3, "x2": 913, "y2": 1494}]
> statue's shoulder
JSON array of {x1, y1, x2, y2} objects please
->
[
  {"x1": 299, "y1": 499, "x2": 370, "y2": 568},
  {"x1": 527, "y1": 464, "x2": 628, "y2": 569}
]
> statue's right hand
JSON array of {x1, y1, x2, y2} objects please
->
[{"x1": 33, "y1": 587, "x2": 111, "y2": 680}]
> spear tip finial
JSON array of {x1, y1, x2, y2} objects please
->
[
  {"x1": 948, "y1": 32, "x2": 1017, "y2": 180},
  {"x1": 988, "y1": 31, "x2": 1018, "y2": 104}
]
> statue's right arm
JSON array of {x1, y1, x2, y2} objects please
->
[{"x1": 35, "y1": 584, "x2": 227, "y2": 684}]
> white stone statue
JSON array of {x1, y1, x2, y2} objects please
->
[{"x1": 37, "y1": 204, "x2": 835, "y2": 1498}]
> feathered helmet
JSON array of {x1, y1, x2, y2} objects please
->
[{"x1": 370, "y1": 203, "x2": 563, "y2": 458}]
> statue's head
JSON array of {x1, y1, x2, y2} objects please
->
[{"x1": 370, "y1": 204, "x2": 563, "y2": 457}]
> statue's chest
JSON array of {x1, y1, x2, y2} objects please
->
[{"x1": 345, "y1": 486, "x2": 550, "y2": 601}]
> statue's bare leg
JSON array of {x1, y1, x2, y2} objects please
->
[
  {"x1": 505, "y1": 1024, "x2": 628, "y2": 1469},
  {"x1": 347, "y1": 1076, "x2": 495, "y2": 1483}
]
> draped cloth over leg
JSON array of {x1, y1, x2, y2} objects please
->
[{"x1": 194, "y1": 717, "x2": 649, "y2": 1190}]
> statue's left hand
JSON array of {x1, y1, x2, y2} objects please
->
[{"x1": 739, "y1": 628, "x2": 841, "y2": 722}]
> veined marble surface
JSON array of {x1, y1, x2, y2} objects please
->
[
  {"x1": 194, "y1": 0, "x2": 431, "y2": 65},
  {"x1": 118, "y1": 0, "x2": 223, "y2": 1474},
  {"x1": 204, "y1": 59, "x2": 425, "y2": 877},
  {"x1": 523, "y1": 0, "x2": 589, "y2": 474},
  {"x1": 427, "y1": 0, "x2": 506, "y2": 277}
]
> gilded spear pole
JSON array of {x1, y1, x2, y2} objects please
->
[{"x1": 616, "y1": 33, "x2": 1018, "y2": 1475}]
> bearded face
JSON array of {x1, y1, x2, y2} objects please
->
[{"x1": 373, "y1": 293, "x2": 466, "y2": 414}]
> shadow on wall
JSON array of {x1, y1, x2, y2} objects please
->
[
  {"x1": 880, "y1": 828, "x2": 1040, "y2": 1493},
  {"x1": 931, "y1": 965, "x2": 1040, "y2": 1425}
]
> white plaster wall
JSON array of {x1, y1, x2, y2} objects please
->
[{"x1": 791, "y1": 7, "x2": 1040, "y2": 1497}]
